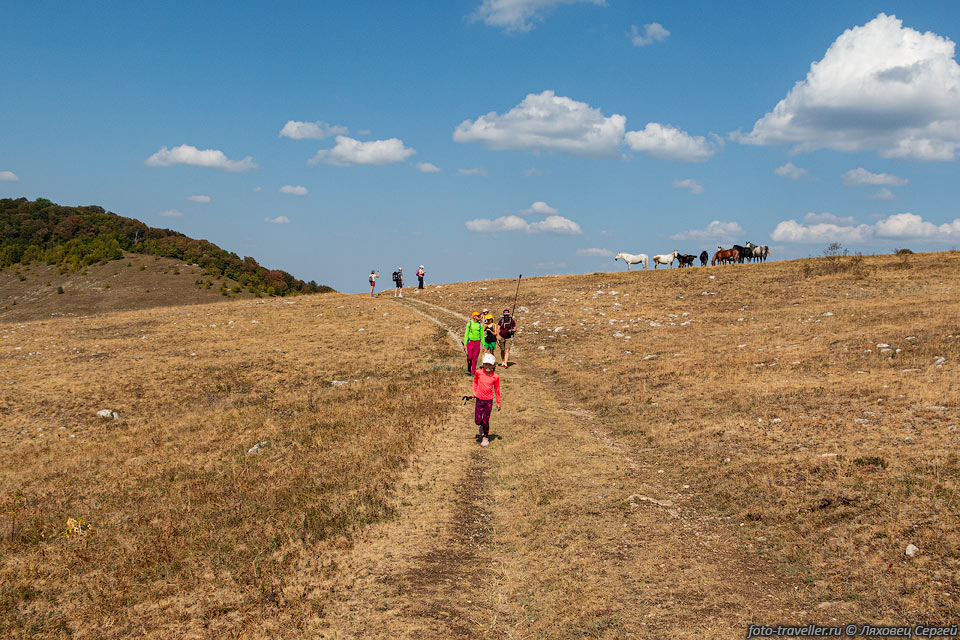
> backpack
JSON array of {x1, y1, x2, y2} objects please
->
[{"x1": 392, "y1": 271, "x2": 399, "y2": 284}]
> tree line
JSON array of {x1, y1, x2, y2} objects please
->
[{"x1": 0, "y1": 198, "x2": 332, "y2": 296}]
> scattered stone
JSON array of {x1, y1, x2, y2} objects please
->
[
  {"x1": 905, "y1": 544, "x2": 919, "y2": 557},
  {"x1": 247, "y1": 440, "x2": 268, "y2": 454},
  {"x1": 904, "y1": 436, "x2": 915, "y2": 443},
  {"x1": 772, "y1": 418, "x2": 782, "y2": 424},
  {"x1": 643, "y1": 354, "x2": 658, "y2": 360},
  {"x1": 538, "y1": 346, "x2": 546, "y2": 351},
  {"x1": 948, "y1": 425, "x2": 957, "y2": 431},
  {"x1": 822, "y1": 312, "x2": 833, "y2": 316},
  {"x1": 97, "y1": 409, "x2": 118, "y2": 420},
  {"x1": 330, "y1": 380, "x2": 349, "y2": 387},
  {"x1": 628, "y1": 494, "x2": 674, "y2": 508},
  {"x1": 934, "y1": 357, "x2": 946, "y2": 366},
  {"x1": 876, "y1": 343, "x2": 890, "y2": 348}
]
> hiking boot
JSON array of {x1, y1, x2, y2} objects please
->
[{"x1": 481, "y1": 437, "x2": 489, "y2": 447}]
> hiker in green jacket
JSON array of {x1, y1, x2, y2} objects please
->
[{"x1": 463, "y1": 311, "x2": 483, "y2": 375}]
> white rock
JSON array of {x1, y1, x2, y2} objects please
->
[
  {"x1": 643, "y1": 354, "x2": 658, "y2": 360},
  {"x1": 247, "y1": 440, "x2": 268, "y2": 455},
  {"x1": 330, "y1": 380, "x2": 349, "y2": 387},
  {"x1": 97, "y1": 409, "x2": 118, "y2": 420},
  {"x1": 772, "y1": 418, "x2": 782, "y2": 424},
  {"x1": 538, "y1": 346, "x2": 546, "y2": 351},
  {"x1": 934, "y1": 357, "x2": 946, "y2": 366},
  {"x1": 708, "y1": 275, "x2": 715, "y2": 279},
  {"x1": 905, "y1": 544, "x2": 919, "y2": 557},
  {"x1": 877, "y1": 343, "x2": 890, "y2": 348}
]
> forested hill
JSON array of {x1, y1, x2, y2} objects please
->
[{"x1": 0, "y1": 197, "x2": 332, "y2": 296}]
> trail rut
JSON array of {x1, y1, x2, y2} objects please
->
[{"x1": 322, "y1": 296, "x2": 809, "y2": 638}]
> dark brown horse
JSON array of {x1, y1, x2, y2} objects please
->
[{"x1": 711, "y1": 246, "x2": 739, "y2": 265}]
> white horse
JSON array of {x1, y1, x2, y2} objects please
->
[
  {"x1": 614, "y1": 251, "x2": 648, "y2": 270},
  {"x1": 652, "y1": 250, "x2": 679, "y2": 269},
  {"x1": 745, "y1": 242, "x2": 771, "y2": 262}
]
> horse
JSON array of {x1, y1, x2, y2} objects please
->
[
  {"x1": 732, "y1": 244, "x2": 750, "y2": 264},
  {"x1": 745, "y1": 242, "x2": 772, "y2": 263},
  {"x1": 677, "y1": 253, "x2": 696, "y2": 268},
  {"x1": 614, "y1": 251, "x2": 648, "y2": 271},
  {"x1": 652, "y1": 250, "x2": 679, "y2": 269},
  {"x1": 711, "y1": 246, "x2": 738, "y2": 266},
  {"x1": 760, "y1": 245, "x2": 771, "y2": 262},
  {"x1": 699, "y1": 250, "x2": 709, "y2": 266}
]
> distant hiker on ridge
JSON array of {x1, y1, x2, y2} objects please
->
[
  {"x1": 416, "y1": 265, "x2": 425, "y2": 290},
  {"x1": 463, "y1": 311, "x2": 483, "y2": 375},
  {"x1": 368, "y1": 270, "x2": 380, "y2": 297},
  {"x1": 392, "y1": 267, "x2": 403, "y2": 297}
]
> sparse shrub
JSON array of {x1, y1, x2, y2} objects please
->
[
  {"x1": 894, "y1": 248, "x2": 913, "y2": 255},
  {"x1": 173, "y1": 269, "x2": 180, "y2": 275},
  {"x1": 104, "y1": 284, "x2": 110, "y2": 289},
  {"x1": 56, "y1": 286, "x2": 64, "y2": 294},
  {"x1": 44, "y1": 281, "x2": 51, "y2": 287},
  {"x1": 232, "y1": 285, "x2": 241, "y2": 293},
  {"x1": 127, "y1": 261, "x2": 133, "y2": 267},
  {"x1": 81, "y1": 269, "x2": 88, "y2": 276},
  {"x1": 853, "y1": 456, "x2": 887, "y2": 469},
  {"x1": 145, "y1": 288, "x2": 150, "y2": 293},
  {"x1": 18, "y1": 274, "x2": 25, "y2": 281},
  {"x1": 139, "y1": 264, "x2": 146, "y2": 271}
]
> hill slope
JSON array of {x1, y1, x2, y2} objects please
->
[{"x1": 0, "y1": 197, "x2": 332, "y2": 300}]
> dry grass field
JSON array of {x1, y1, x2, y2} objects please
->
[
  {"x1": 2, "y1": 250, "x2": 958, "y2": 638},
  {"x1": 1, "y1": 294, "x2": 455, "y2": 638},
  {"x1": 417, "y1": 250, "x2": 959, "y2": 625}
]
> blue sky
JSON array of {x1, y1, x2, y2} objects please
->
[{"x1": 3, "y1": 1, "x2": 960, "y2": 291}]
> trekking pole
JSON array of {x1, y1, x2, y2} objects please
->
[{"x1": 511, "y1": 274, "x2": 522, "y2": 316}]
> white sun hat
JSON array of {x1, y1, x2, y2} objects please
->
[{"x1": 482, "y1": 354, "x2": 497, "y2": 366}]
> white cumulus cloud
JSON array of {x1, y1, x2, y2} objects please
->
[
  {"x1": 631, "y1": 22, "x2": 669, "y2": 47},
  {"x1": 145, "y1": 144, "x2": 257, "y2": 172},
  {"x1": 576, "y1": 247, "x2": 613, "y2": 256},
  {"x1": 520, "y1": 201, "x2": 558, "y2": 215},
  {"x1": 670, "y1": 220, "x2": 743, "y2": 242},
  {"x1": 415, "y1": 162, "x2": 441, "y2": 173},
  {"x1": 772, "y1": 212, "x2": 960, "y2": 243},
  {"x1": 841, "y1": 167, "x2": 908, "y2": 186},
  {"x1": 458, "y1": 168, "x2": 488, "y2": 176},
  {"x1": 466, "y1": 214, "x2": 582, "y2": 234},
  {"x1": 775, "y1": 162, "x2": 809, "y2": 180},
  {"x1": 280, "y1": 185, "x2": 308, "y2": 196},
  {"x1": 265, "y1": 216, "x2": 291, "y2": 224},
  {"x1": 733, "y1": 13, "x2": 960, "y2": 161},
  {"x1": 454, "y1": 90, "x2": 626, "y2": 157},
  {"x1": 158, "y1": 209, "x2": 184, "y2": 217},
  {"x1": 279, "y1": 120, "x2": 348, "y2": 140},
  {"x1": 470, "y1": 0, "x2": 605, "y2": 33},
  {"x1": 672, "y1": 178, "x2": 704, "y2": 195},
  {"x1": 187, "y1": 195, "x2": 211, "y2": 203},
  {"x1": 310, "y1": 136, "x2": 415, "y2": 166},
  {"x1": 625, "y1": 123, "x2": 720, "y2": 161},
  {"x1": 0, "y1": 171, "x2": 18, "y2": 182}
]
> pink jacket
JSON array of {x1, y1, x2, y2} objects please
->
[{"x1": 472, "y1": 369, "x2": 501, "y2": 404}]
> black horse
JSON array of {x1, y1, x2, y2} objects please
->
[
  {"x1": 677, "y1": 253, "x2": 696, "y2": 268},
  {"x1": 699, "y1": 250, "x2": 708, "y2": 266},
  {"x1": 732, "y1": 244, "x2": 750, "y2": 264}
]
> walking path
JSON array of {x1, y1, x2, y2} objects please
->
[{"x1": 321, "y1": 297, "x2": 808, "y2": 639}]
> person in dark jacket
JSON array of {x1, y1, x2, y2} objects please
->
[
  {"x1": 392, "y1": 267, "x2": 403, "y2": 297},
  {"x1": 497, "y1": 309, "x2": 517, "y2": 368}
]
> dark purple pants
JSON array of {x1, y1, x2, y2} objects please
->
[
  {"x1": 474, "y1": 398, "x2": 492, "y2": 437},
  {"x1": 466, "y1": 340, "x2": 481, "y2": 373}
]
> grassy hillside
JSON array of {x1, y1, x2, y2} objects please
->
[
  {"x1": 0, "y1": 253, "x2": 264, "y2": 322},
  {"x1": 0, "y1": 197, "x2": 332, "y2": 298}
]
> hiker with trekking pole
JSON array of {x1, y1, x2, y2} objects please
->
[{"x1": 497, "y1": 274, "x2": 521, "y2": 368}]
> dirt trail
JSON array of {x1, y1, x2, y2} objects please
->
[{"x1": 322, "y1": 297, "x2": 808, "y2": 639}]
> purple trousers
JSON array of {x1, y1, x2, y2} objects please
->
[
  {"x1": 474, "y1": 398, "x2": 492, "y2": 437},
  {"x1": 466, "y1": 340, "x2": 481, "y2": 374}
]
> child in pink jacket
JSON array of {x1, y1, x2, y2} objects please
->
[{"x1": 472, "y1": 353, "x2": 501, "y2": 447}]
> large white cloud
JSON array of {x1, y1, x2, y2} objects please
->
[
  {"x1": 280, "y1": 185, "x2": 308, "y2": 196},
  {"x1": 0, "y1": 171, "x2": 18, "y2": 182},
  {"x1": 470, "y1": 0, "x2": 605, "y2": 33},
  {"x1": 466, "y1": 214, "x2": 582, "y2": 234},
  {"x1": 454, "y1": 90, "x2": 626, "y2": 157},
  {"x1": 841, "y1": 167, "x2": 908, "y2": 186},
  {"x1": 415, "y1": 162, "x2": 441, "y2": 173},
  {"x1": 670, "y1": 220, "x2": 743, "y2": 242},
  {"x1": 310, "y1": 136, "x2": 415, "y2": 166},
  {"x1": 772, "y1": 212, "x2": 960, "y2": 243},
  {"x1": 631, "y1": 22, "x2": 669, "y2": 47},
  {"x1": 146, "y1": 144, "x2": 257, "y2": 172},
  {"x1": 625, "y1": 123, "x2": 720, "y2": 161},
  {"x1": 279, "y1": 120, "x2": 348, "y2": 140},
  {"x1": 734, "y1": 14, "x2": 960, "y2": 161}
]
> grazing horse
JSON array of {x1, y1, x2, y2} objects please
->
[
  {"x1": 614, "y1": 251, "x2": 648, "y2": 271},
  {"x1": 760, "y1": 245, "x2": 771, "y2": 262},
  {"x1": 677, "y1": 253, "x2": 696, "y2": 268},
  {"x1": 711, "y1": 246, "x2": 739, "y2": 266},
  {"x1": 699, "y1": 250, "x2": 708, "y2": 266},
  {"x1": 732, "y1": 244, "x2": 750, "y2": 264},
  {"x1": 745, "y1": 242, "x2": 771, "y2": 262},
  {"x1": 652, "y1": 250, "x2": 679, "y2": 269}
]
